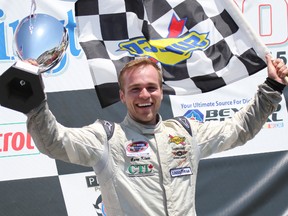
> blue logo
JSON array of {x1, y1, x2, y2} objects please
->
[{"x1": 184, "y1": 109, "x2": 204, "y2": 122}]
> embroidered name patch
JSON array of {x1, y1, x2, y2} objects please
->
[{"x1": 170, "y1": 167, "x2": 192, "y2": 178}]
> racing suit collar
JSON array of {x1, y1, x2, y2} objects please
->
[{"x1": 123, "y1": 114, "x2": 163, "y2": 135}]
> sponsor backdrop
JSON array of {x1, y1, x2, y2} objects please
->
[{"x1": 0, "y1": 0, "x2": 287, "y2": 216}]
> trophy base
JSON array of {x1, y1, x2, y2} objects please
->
[{"x1": 0, "y1": 62, "x2": 45, "y2": 113}]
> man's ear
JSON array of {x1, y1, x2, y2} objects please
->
[{"x1": 119, "y1": 90, "x2": 125, "y2": 104}]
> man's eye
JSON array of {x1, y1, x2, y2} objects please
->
[
  {"x1": 147, "y1": 87, "x2": 157, "y2": 92},
  {"x1": 131, "y1": 88, "x2": 140, "y2": 93}
]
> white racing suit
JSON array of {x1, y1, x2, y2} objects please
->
[{"x1": 27, "y1": 83, "x2": 282, "y2": 216}]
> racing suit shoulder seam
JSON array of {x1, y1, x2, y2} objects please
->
[
  {"x1": 98, "y1": 119, "x2": 115, "y2": 140},
  {"x1": 168, "y1": 116, "x2": 193, "y2": 136}
]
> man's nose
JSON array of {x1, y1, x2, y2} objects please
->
[{"x1": 139, "y1": 88, "x2": 150, "y2": 98}]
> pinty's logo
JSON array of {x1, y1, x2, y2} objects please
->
[{"x1": 118, "y1": 14, "x2": 210, "y2": 65}]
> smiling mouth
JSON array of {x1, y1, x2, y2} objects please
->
[{"x1": 137, "y1": 103, "x2": 152, "y2": 108}]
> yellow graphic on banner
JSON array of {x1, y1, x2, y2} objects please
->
[{"x1": 118, "y1": 31, "x2": 210, "y2": 65}]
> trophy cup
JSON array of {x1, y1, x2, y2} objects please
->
[{"x1": 0, "y1": 13, "x2": 68, "y2": 113}]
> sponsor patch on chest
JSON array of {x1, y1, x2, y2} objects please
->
[
  {"x1": 126, "y1": 164, "x2": 154, "y2": 177},
  {"x1": 170, "y1": 167, "x2": 192, "y2": 178},
  {"x1": 125, "y1": 141, "x2": 150, "y2": 157}
]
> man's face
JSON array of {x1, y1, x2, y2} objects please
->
[{"x1": 119, "y1": 64, "x2": 163, "y2": 125}]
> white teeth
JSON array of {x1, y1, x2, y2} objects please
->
[{"x1": 138, "y1": 103, "x2": 151, "y2": 107}]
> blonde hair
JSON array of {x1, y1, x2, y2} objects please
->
[{"x1": 118, "y1": 58, "x2": 163, "y2": 90}]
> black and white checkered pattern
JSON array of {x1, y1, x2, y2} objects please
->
[{"x1": 75, "y1": 0, "x2": 268, "y2": 107}]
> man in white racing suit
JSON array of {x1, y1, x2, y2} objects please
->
[{"x1": 26, "y1": 55, "x2": 288, "y2": 216}]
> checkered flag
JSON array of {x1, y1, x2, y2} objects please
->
[{"x1": 75, "y1": 0, "x2": 268, "y2": 108}]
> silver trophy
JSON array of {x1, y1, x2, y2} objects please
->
[{"x1": 0, "y1": 13, "x2": 68, "y2": 113}]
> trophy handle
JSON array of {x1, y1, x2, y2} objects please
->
[{"x1": 0, "y1": 61, "x2": 45, "y2": 113}]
